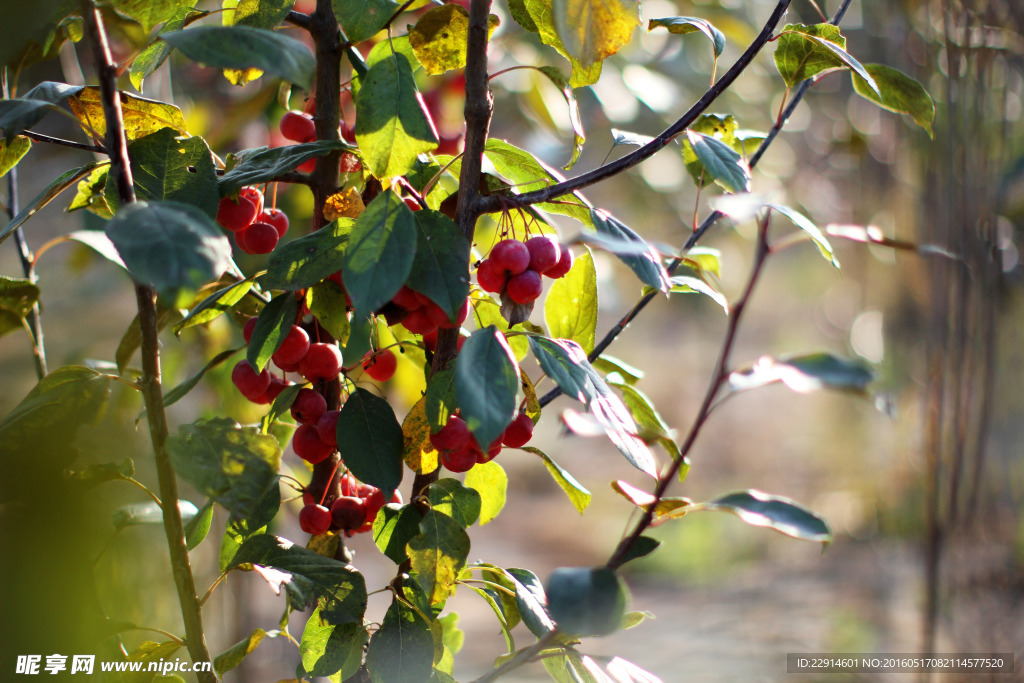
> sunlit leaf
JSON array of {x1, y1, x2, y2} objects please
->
[
  {"x1": 589, "y1": 209, "x2": 670, "y2": 292},
  {"x1": 774, "y1": 24, "x2": 876, "y2": 95},
  {"x1": 407, "y1": 510, "x2": 470, "y2": 605},
  {"x1": 219, "y1": 140, "x2": 352, "y2": 194},
  {"x1": 111, "y1": 0, "x2": 190, "y2": 34},
  {"x1": 0, "y1": 137, "x2": 31, "y2": 178},
  {"x1": 728, "y1": 352, "x2": 874, "y2": 395},
  {"x1": 534, "y1": 65, "x2": 586, "y2": 169},
  {"x1": 684, "y1": 130, "x2": 750, "y2": 193},
  {"x1": 0, "y1": 276, "x2": 40, "y2": 339},
  {"x1": 429, "y1": 478, "x2": 482, "y2": 528},
  {"x1": 485, "y1": 138, "x2": 593, "y2": 227},
  {"x1": 228, "y1": 0, "x2": 295, "y2": 29},
  {"x1": 648, "y1": 16, "x2": 724, "y2": 57},
  {"x1": 119, "y1": 127, "x2": 218, "y2": 217},
  {"x1": 553, "y1": 0, "x2": 640, "y2": 69},
  {"x1": 508, "y1": 0, "x2": 603, "y2": 86},
  {"x1": 401, "y1": 395, "x2": 439, "y2": 475},
  {"x1": 668, "y1": 275, "x2": 728, "y2": 313},
  {"x1": 299, "y1": 606, "x2": 365, "y2": 679},
  {"x1": 263, "y1": 218, "x2": 352, "y2": 290},
  {"x1": 1, "y1": 163, "x2": 104, "y2": 244},
  {"x1": 409, "y1": 4, "x2": 500, "y2": 75},
  {"x1": 700, "y1": 489, "x2": 832, "y2": 544},
  {"x1": 365, "y1": 600, "x2": 433, "y2": 683},
  {"x1": 130, "y1": 8, "x2": 202, "y2": 92},
  {"x1": 373, "y1": 503, "x2": 421, "y2": 564},
  {"x1": 522, "y1": 446, "x2": 591, "y2": 513},
  {"x1": 545, "y1": 247, "x2": 597, "y2": 354},
  {"x1": 464, "y1": 460, "x2": 507, "y2": 525},
  {"x1": 768, "y1": 203, "x2": 839, "y2": 268},
  {"x1": 852, "y1": 63, "x2": 935, "y2": 137},
  {"x1": 162, "y1": 347, "x2": 240, "y2": 408},
  {"x1": 175, "y1": 276, "x2": 255, "y2": 334},
  {"x1": 70, "y1": 87, "x2": 188, "y2": 139}
]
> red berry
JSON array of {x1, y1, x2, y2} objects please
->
[
  {"x1": 401, "y1": 307, "x2": 438, "y2": 336},
  {"x1": 261, "y1": 376, "x2": 292, "y2": 403},
  {"x1": 430, "y1": 415, "x2": 471, "y2": 452},
  {"x1": 237, "y1": 222, "x2": 279, "y2": 255},
  {"x1": 476, "y1": 439, "x2": 503, "y2": 463},
  {"x1": 363, "y1": 487, "x2": 387, "y2": 524},
  {"x1": 391, "y1": 285, "x2": 422, "y2": 311},
  {"x1": 316, "y1": 409, "x2": 340, "y2": 447},
  {"x1": 412, "y1": 290, "x2": 434, "y2": 308},
  {"x1": 258, "y1": 208, "x2": 289, "y2": 238},
  {"x1": 291, "y1": 388, "x2": 327, "y2": 425},
  {"x1": 421, "y1": 328, "x2": 438, "y2": 352},
  {"x1": 362, "y1": 348, "x2": 397, "y2": 382},
  {"x1": 340, "y1": 472, "x2": 358, "y2": 497},
  {"x1": 302, "y1": 490, "x2": 315, "y2": 506},
  {"x1": 403, "y1": 196, "x2": 423, "y2": 212},
  {"x1": 299, "y1": 504, "x2": 332, "y2": 535},
  {"x1": 216, "y1": 195, "x2": 258, "y2": 232},
  {"x1": 545, "y1": 244, "x2": 574, "y2": 279},
  {"x1": 442, "y1": 445, "x2": 477, "y2": 473},
  {"x1": 490, "y1": 239, "x2": 530, "y2": 275},
  {"x1": 390, "y1": 489, "x2": 404, "y2": 505},
  {"x1": 330, "y1": 496, "x2": 367, "y2": 531},
  {"x1": 232, "y1": 360, "x2": 271, "y2": 400},
  {"x1": 280, "y1": 110, "x2": 316, "y2": 142},
  {"x1": 299, "y1": 343, "x2": 343, "y2": 382},
  {"x1": 239, "y1": 187, "x2": 264, "y2": 215},
  {"x1": 339, "y1": 152, "x2": 362, "y2": 174},
  {"x1": 476, "y1": 258, "x2": 507, "y2": 293},
  {"x1": 297, "y1": 157, "x2": 317, "y2": 173},
  {"x1": 272, "y1": 325, "x2": 310, "y2": 366},
  {"x1": 243, "y1": 317, "x2": 258, "y2": 343},
  {"x1": 525, "y1": 236, "x2": 560, "y2": 274},
  {"x1": 506, "y1": 269, "x2": 543, "y2": 303},
  {"x1": 501, "y1": 412, "x2": 534, "y2": 448},
  {"x1": 292, "y1": 424, "x2": 333, "y2": 464}
]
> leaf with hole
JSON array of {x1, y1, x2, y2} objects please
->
[{"x1": 115, "y1": 128, "x2": 218, "y2": 217}]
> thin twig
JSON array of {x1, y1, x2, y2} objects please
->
[
  {"x1": 470, "y1": 630, "x2": 561, "y2": 683},
  {"x1": 23, "y1": 130, "x2": 105, "y2": 153},
  {"x1": 78, "y1": 2, "x2": 216, "y2": 679}
]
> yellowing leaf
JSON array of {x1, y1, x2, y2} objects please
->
[
  {"x1": 323, "y1": 188, "x2": 366, "y2": 221},
  {"x1": 409, "y1": 4, "x2": 500, "y2": 75},
  {"x1": 554, "y1": 0, "x2": 640, "y2": 69},
  {"x1": 402, "y1": 396, "x2": 439, "y2": 475},
  {"x1": 223, "y1": 66, "x2": 264, "y2": 86},
  {"x1": 69, "y1": 88, "x2": 188, "y2": 140}
]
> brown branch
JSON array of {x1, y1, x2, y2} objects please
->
[
  {"x1": 78, "y1": 2, "x2": 216, "y2": 679},
  {"x1": 474, "y1": 0, "x2": 793, "y2": 215},
  {"x1": 23, "y1": 130, "x2": 105, "y2": 153}
]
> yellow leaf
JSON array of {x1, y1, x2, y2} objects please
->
[
  {"x1": 323, "y1": 188, "x2": 366, "y2": 221},
  {"x1": 69, "y1": 88, "x2": 189, "y2": 140},
  {"x1": 223, "y1": 67, "x2": 264, "y2": 86},
  {"x1": 403, "y1": 396, "x2": 439, "y2": 474},
  {"x1": 554, "y1": 0, "x2": 640, "y2": 68},
  {"x1": 409, "y1": 4, "x2": 500, "y2": 75}
]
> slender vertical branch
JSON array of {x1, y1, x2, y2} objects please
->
[{"x1": 77, "y1": 2, "x2": 215, "y2": 679}]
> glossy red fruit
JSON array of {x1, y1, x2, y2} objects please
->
[
  {"x1": 232, "y1": 360, "x2": 271, "y2": 400},
  {"x1": 280, "y1": 110, "x2": 316, "y2": 142},
  {"x1": 237, "y1": 222, "x2": 279, "y2": 255},
  {"x1": 271, "y1": 325, "x2": 310, "y2": 367},
  {"x1": 243, "y1": 317, "x2": 258, "y2": 343},
  {"x1": 476, "y1": 439, "x2": 503, "y2": 463},
  {"x1": 362, "y1": 488, "x2": 387, "y2": 524},
  {"x1": 299, "y1": 343, "x2": 343, "y2": 381},
  {"x1": 391, "y1": 285, "x2": 422, "y2": 311},
  {"x1": 216, "y1": 195, "x2": 258, "y2": 232},
  {"x1": 490, "y1": 239, "x2": 530, "y2": 275},
  {"x1": 292, "y1": 424, "x2": 333, "y2": 464},
  {"x1": 299, "y1": 503, "x2": 332, "y2": 535},
  {"x1": 442, "y1": 445, "x2": 477, "y2": 473},
  {"x1": 297, "y1": 157, "x2": 317, "y2": 173},
  {"x1": 525, "y1": 235, "x2": 560, "y2": 274},
  {"x1": 339, "y1": 151, "x2": 362, "y2": 173},
  {"x1": 340, "y1": 472, "x2": 358, "y2": 497},
  {"x1": 362, "y1": 348, "x2": 397, "y2": 381},
  {"x1": 476, "y1": 258, "x2": 506, "y2": 293},
  {"x1": 430, "y1": 415, "x2": 471, "y2": 452},
  {"x1": 501, "y1": 412, "x2": 534, "y2": 448},
  {"x1": 239, "y1": 187, "x2": 264, "y2": 215},
  {"x1": 291, "y1": 388, "x2": 327, "y2": 425},
  {"x1": 401, "y1": 308, "x2": 437, "y2": 336},
  {"x1": 506, "y1": 269, "x2": 543, "y2": 303},
  {"x1": 545, "y1": 244, "x2": 574, "y2": 279},
  {"x1": 316, "y1": 409, "x2": 340, "y2": 447},
  {"x1": 258, "y1": 208, "x2": 290, "y2": 238},
  {"x1": 330, "y1": 496, "x2": 367, "y2": 531},
  {"x1": 421, "y1": 328, "x2": 438, "y2": 352},
  {"x1": 261, "y1": 376, "x2": 292, "y2": 403}
]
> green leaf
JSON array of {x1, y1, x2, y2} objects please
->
[
  {"x1": 175, "y1": 276, "x2": 255, "y2": 334},
  {"x1": 648, "y1": 16, "x2": 724, "y2": 57},
  {"x1": 333, "y1": 0, "x2": 400, "y2": 44},
  {"x1": 0, "y1": 163, "x2": 103, "y2": 245},
  {"x1": 336, "y1": 388, "x2": 405, "y2": 498},
  {"x1": 227, "y1": 534, "x2": 368, "y2": 624},
  {"x1": 121, "y1": 128, "x2": 218, "y2": 217},
  {"x1": 262, "y1": 219, "x2": 351, "y2": 291},
  {"x1": 67, "y1": 165, "x2": 113, "y2": 217},
  {"x1": 343, "y1": 192, "x2": 417, "y2": 315},
  {"x1": 424, "y1": 367, "x2": 457, "y2": 433},
  {"x1": 554, "y1": 0, "x2": 639, "y2": 69},
  {"x1": 544, "y1": 246, "x2": 597, "y2": 354},
  {"x1": 106, "y1": 201, "x2": 232, "y2": 308},
  {"x1": 700, "y1": 489, "x2": 832, "y2": 544},
  {"x1": 219, "y1": 140, "x2": 351, "y2": 194},
  {"x1": 365, "y1": 600, "x2": 434, "y2": 683},
  {"x1": 484, "y1": 139, "x2": 593, "y2": 227},
  {"x1": 774, "y1": 24, "x2": 876, "y2": 94},
  {"x1": 407, "y1": 210, "x2": 470, "y2": 321},
  {"x1": 508, "y1": 0, "x2": 602, "y2": 87},
  {"x1": 111, "y1": 0, "x2": 190, "y2": 34},
  {"x1": 0, "y1": 276, "x2": 40, "y2": 339},
  {"x1": 65, "y1": 458, "x2": 134, "y2": 488},
  {"x1": 161, "y1": 26, "x2": 314, "y2": 87},
  {"x1": 409, "y1": 4, "x2": 499, "y2": 75},
  {"x1": 429, "y1": 478, "x2": 482, "y2": 528},
  {"x1": 219, "y1": 483, "x2": 280, "y2": 571},
  {"x1": 229, "y1": 0, "x2": 295, "y2": 29},
  {"x1": 130, "y1": 8, "x2": 201, "y2": 92},
  {"x1": 0, "y1": 137, "x2": 30, "y2": 178},
  {"x1": 853, "y1": 63, "x2": 935, "y2": 137},
  {"x1": 617, "y1": 536, "x2": 661, "y2": 565},
  {"x1": 546, "y1": 566, "x2": 629, "y2": 636},
  {"x1": 469, "y1": 292, "x2": 529, "y2": 362},
  {"x1": 259, "y1": 382, "x2": 302, "y2": 435},
  {"x1": 308, "y1": 279, "x2": 351, "y2": 344},
  {"x1": 69, "y1": 88, "x2": 188, "y2": 140},
  {"x1": 300, "y1": 607, "x2": 366, "y2": 679},
  {"x1": 728, "y1": 351, "x2": 874, "y2": 395},
  {"x1": 529, "y1": 336, "x2": 657, "y2": 477},
  {"x1": 456, "y1": 326, "x2": 520, "y2": 450},
  {"x1": 373, "y1": 503, "x2": 422, "y2": 564},
  {"x1": 112, "y1": 500, "x2": 198, "y2": 530},
  {"x1": 464, "y1": 460, "x2": 507, "y2": 525},
  {"x1": 163, "y1": 347, "x2": 241, "y2": 408},
  {"x1": 214, "y1": 627, "x2": 277, "y2": 676},
  {"x1": 0, "y1": 82, "x2": 82, "y2": 140},
  {"x1": 355, "y1": 51, "x2": 438, "y2": 179},
  {"x1": 465, "y1": 582, "x2": 516, "y2": 652},
  {"x1": 668, "y1": 275, "x2": 728, "y2": 314},
  {"x1": 506, "y1": 567, "x2": 556, "y2": 637},
  {"x1": 246, "y1": 292, "x2": 299, "y2": 373},
  {"x1": 589, "y1": 208, "x2": 670, "y2": 292},
  {"x1": 407, "y1": 509, "x2": 470, "y2": 605},
  {"x1": 769, "y1": 203, "x2": 839, "y2": 268},
  {"x1": 593, "y1": 355, "x2": 644, "y2": 384},
  {"x1": 166, "y1": 417, "x2": 281, "y2": 519},
  {"x1": 522, "y1": 446, "x2": 591, "y2": 513},
  {"x1": 184, "y1": 499, "x2": 215, "y2": 550},
  {"x1": 535, "y1": 66, "x2": 586, "y2": 170},
  {"x1": 684, "y1": 130, "x2": 751, "y2": 193},
  {"x1": 0, "y1": 0, "x2": 76, "y2": 70},
  {"x1": 606, "y1": 376, "x2": 679, "y2": 458}
]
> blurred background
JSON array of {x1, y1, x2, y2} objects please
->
[{"x1": 1, "y1": 0, "x2": 1021, "y2": 681}]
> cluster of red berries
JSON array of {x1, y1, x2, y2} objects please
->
[
  {"x1": 300, "y1": 473, "x2": 403, "y2": 536},
  {"x1": 477, "y1": 236, "x2": 573, "y2": 304},
  {"x1": 216, "y1": 186, "x2": 290, "y2": 255},
  {"x1": 378, "y1": 285, "x2": 470, "y2": 340},
  {"x1": 429, "y1": 412, "x2": 534, "y2": 473},
  {"x1": 279, "y1": 109, "x2": 362, "y2": 175}
]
